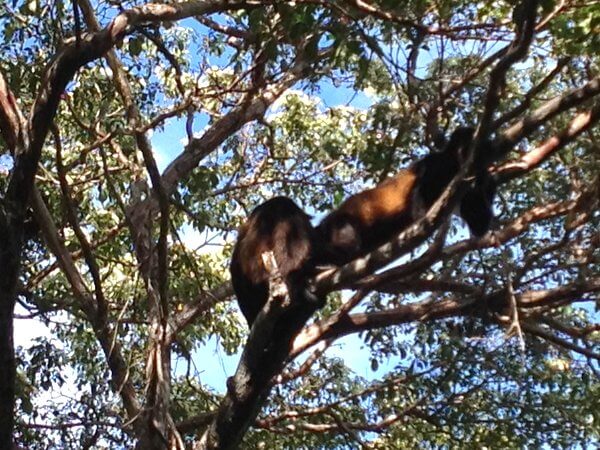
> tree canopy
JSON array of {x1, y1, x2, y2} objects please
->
[{"x1": 0, "y1": 0, "x2": 598, "y2": 448}]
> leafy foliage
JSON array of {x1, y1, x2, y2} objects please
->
[{"x1": 0, "y1": 0, "x2": 598, "y2": 448}]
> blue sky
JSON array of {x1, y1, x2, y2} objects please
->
[{"x1": 157, "y1": 73, "x2": 385, "y2": 391}]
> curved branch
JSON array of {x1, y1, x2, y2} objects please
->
[
  {"x1": 477, "y1": 0, "x2": 538, "y2": 142},
  {"x1": 497, "y1": 75, "x2": 600, "y2": 154},
  {"x1": 0, "y1": 71, "x2": 27, "y2": 153},
  {"x1": 0, "y1": 2, "x2": 253, "y2": 447},
  {"x1": 497, "y1": 101, "x2": 600, "y2": 181}
]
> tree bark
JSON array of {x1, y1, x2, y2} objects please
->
[{"x1": 0, "y1": 212, "x2": 21, "y2": 449}]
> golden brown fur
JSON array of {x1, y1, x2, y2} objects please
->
[
  {"x1": 336, "y1": 170, "x2": 418, "y2": 227},
  {"x1": 316, "y1": 127, "x2": 494, "y2": 266}
]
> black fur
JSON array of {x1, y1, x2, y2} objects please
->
[
  {"x1": 461, "y1": 170, "x2": 497, "y2": 236},
  {"x1": 230, "y1": 196, "x2": 319, "y2": 327},
  {"x1": 316, "y1": 127, "x2": 496, "y2": 266},
  {"x1": 413, "y1": 126, "x2": 474, "y2": 210}
]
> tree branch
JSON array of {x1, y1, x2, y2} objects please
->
[
  {"x1": 29, "y1": 187, "x2": 142, "y2": 421},
  {"x1": 54, "y1": 124, "x2": 107, "y2": 317},
  {"x1": 497, "y1": 101, "x2": 600, "y2": 181},
  {"x1": 195, "y1": 257, "x2": 321, "y2": 449},
  {"x1": 497, "y1": 75, "x2": 600, "y2": 154},
  {"x1": 493, "y1": 57, "x2": 570, "y2": 129},
  {"x1": 294, "y1": 278, "x2": 600, "y2": 358},
  {"x1": 476, "y1": 0, "x2": 538, "y2": 153},
  {"x1": 521, "y1": 321, "x2": 600, "y2": 360},
  {"x1": 168, "y1": 282, "x2": 234, "y2": 342},
  {"x1": 293, "y1": 295, "x2": 477, "y2": 357},
  {"x1": 0, "y1": 70, "x2": 27, "y2": 153}
]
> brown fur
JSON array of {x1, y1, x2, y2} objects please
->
[
  {"x1": 316, "y1": 170, "x2": 418, "y2": 265},
  {"x1": 230, "y1": 197, "x2": 317, "y2": 327},
  {"x1": 317, "y1": 127, "x2": 494, "y2": 266},
  {"x1": 336, "y1": 170, "x2": 418, "y2": 227}
]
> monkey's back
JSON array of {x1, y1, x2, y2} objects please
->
[
  {"x1": 230, "y1": 196, "x2": 315, "y2": 326},
  {"x1": 316, "y1": 169, "x2": 419, "y2": 265},
  {"x1": 340, "y1": 169, "x2": 419, "y2": 228}
]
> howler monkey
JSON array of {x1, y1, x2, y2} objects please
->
[
  {"x1": 230, "y1": 196, "x2": 320, "y2": 328},
  {"x1": 317, "y1": 127, "x2": 496, "y2": 265}
]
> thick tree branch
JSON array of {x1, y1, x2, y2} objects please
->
[
  {"x1": 497, "y1": 75, "x2": 600, "y2": 154},
  {"x1": 442, "y1": 197, "x2": 575, "y2": 260},
  {"x1": 293, "y1": 295, "x2": 477, "y2": 357},
  {"x1": 195, "y1": 260, "x2": 321, "y2": 449},
  {"x1": 515, "y1": 279, "x2": 600, "y2": 309},
  {"x1": 30, "y1": 188, "x2": 91, "y2": 299},
  {"x1": 8, "y1": 1, "x2": 250, "y2": 222},
  {"x1": 476, "y1": 0, "x2": 538, "y2": 152},
  {"x1": 293, "y1": 278, "x2": 600, "y2": 358},
  {"x1": 176, "y1": 412, "x2": 216, "y2": 435},
  {"x1": 497, "y1": 101, "x2": 600, "y2": 181},
  {"x1": 0, "y1": 71, "x2": 27, "y2": 153}
]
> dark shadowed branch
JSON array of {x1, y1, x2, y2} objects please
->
[{"x1": 476, "y1": 0, "x2": 538, "y2": 150}]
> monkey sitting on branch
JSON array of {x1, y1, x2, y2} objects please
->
[{"x1": 316, "y1": 127, "x2": 497, "y2": 266}]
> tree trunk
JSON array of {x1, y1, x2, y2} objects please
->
[{"x1": 0, "y1": 216, "x2": 20, "y2": 449}]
